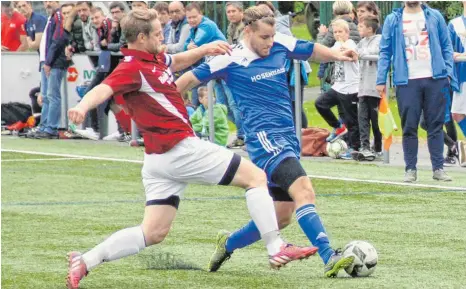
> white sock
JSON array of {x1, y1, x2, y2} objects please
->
[
  {"x1": 245, "y1": 188, "x2": 284, "y2": 255},
  {"x1": 82, "y1": 226, "x2": 146, "y2": 271}
]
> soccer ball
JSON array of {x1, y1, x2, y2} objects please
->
[
  {"x1": 326, "y1": 139, "x2": 348, "y2": 159},
  {"x1": 342, "y1": 240, "x2": 378, "y2": 277}
]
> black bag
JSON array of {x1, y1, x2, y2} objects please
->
[{"x1": 1, "y1": 102, "x2": 32, "y2": 125}]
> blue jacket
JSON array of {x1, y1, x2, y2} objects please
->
[
  {"x1": 376, "y1": 4, "x2": 457, "y2": 91},
  {"x1": 44, "y1": 8, "x2": 69, "y2": 69},
  {"x1": 448, "y1": 16, "x2": 466, "y2": 91},
  {"x1": 184, "y1": 16, "x2": 226, "y2": 50}
]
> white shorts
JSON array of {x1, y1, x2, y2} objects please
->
[
  {"x1": 141, "y1": 137, "x2": 240, "y2": 207},
  {"x1": 452, "y1": 82, "x2": 466, "y2": 115}
]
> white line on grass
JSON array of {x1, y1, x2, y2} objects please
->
[
  {"x1": 2, "y1": 157, "x2": 83, "y2": 162},
  {"x1": 3, "y1": 149, "x2": 465, "y2": 191}
]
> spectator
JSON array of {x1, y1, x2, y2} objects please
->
[
  {"x1": 226, "y1": 1, "x2": 244, "y2": 45},
  {"x1": 355, "y1": 16, "x2": 382, "y2": 161},
  {"x1": 190, "y1": 87, "x2": 229, "y2": 146},
  {"x1": 34, "y1": 1, "x2": 69, "y2": 139},
  {"x1": 165, "y1": 1, "x2": 189, "y2": 54},
  {"x1": 76, "y1": 1, "x2": 98, "y2": 51},
  {"x1": 356, "y1": 1, "x2": 381, "y2": 34},
  {"x1": 17, "y1": 1, "x2": 46, "y2": 53},
  {"x1": 91, "y1": 7, "x2": 112, "y2": 51},
  {"x1": 108, "y1": 1, "x2": 127, "y2": 52},
  {"x1": 183, "y1": 92, "x2": 195, "y2": 118},
  {"x1": 61, "y1": 3, "x2": 74, "y2": 20},
  {"x1": 1, "y1": 1, "x2": 27, "y2": 51},
  {"x1": 153, "y1": 2, "x2": 171, "y2": 44},
  {"x1": 376, "y1": 1, "x2": 455, "y2": 182},
  {"x1": 315, "y1": 19, "x2": 360, "y2": 160},
  {"x1": 131, "y1": 1, "x2": 148, "y2": 11}
]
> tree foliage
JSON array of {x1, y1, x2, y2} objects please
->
[{"x1": 428, "y1": 1, "x2": 463, "y2": 22}]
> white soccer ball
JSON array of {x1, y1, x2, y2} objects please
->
[
  {"x1": 342, "y1": 240, "x2": 378, "y2": 277},
  {"x1": 326, "y1": 139, "x2": 348, "y2": 159}
]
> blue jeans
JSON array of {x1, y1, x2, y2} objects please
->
[
  {"x1": 42, "y1": 67, "x2": 65, "y2": 135},
  {"x1": 214, "y1": 80, "x2": 244, "y2": 139},
  {"x1": 39, "y1": 62, "x2": 48, "y2": 131}
]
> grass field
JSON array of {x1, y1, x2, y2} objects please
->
[{"x1": 2, "y1": 137, "x2": 466, "y2": 289}]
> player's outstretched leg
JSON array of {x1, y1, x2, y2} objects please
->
[
  {"x1": 227, "y1": 157, "x2": 318, "y2": 269},
  {"x1": 67, "y1": 204, "x2": 177, "y2": 288}
]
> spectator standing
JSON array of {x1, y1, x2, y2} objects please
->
[
  {"x1": 75, "y1": 1, "x2": 98, "y2": 52},
  {"x1": 108, "y1": 1, "x2": 126, "y2": 52},
  {"x1": 153, "y1": 2, "x2": 171, "y2": 44},
  {"x1": 356, "y1": 1, "x2": 381, "y2": 34},
  {"x1": 226, "y1": 1, "x2": 244, "y2": 45},
  {"x1": 165, "y1": 1, "x2": 189, "y2": 54},
  {"x1": 131, "y1": 1, "x2": 148, "y2": 11},
  {"x1": 376, "y1": 1, "x2": 456, "y2": 182},
  {"x1": 1, "y1": 1, "x2": 27, "y2": 51},
  {"x1": 17, "y1": 1, "x2": 46, "y2": 53},
  {"x1": 34, "y1": 1, "x2": 69, "y2": 139}
]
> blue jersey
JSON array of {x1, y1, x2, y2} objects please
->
[
  {"x1": 193, "y1": 32, "x2": 314, "y2": 137},
  {"x1": 24, "y1": 12, "x2": 46, "y2": 41},
  {"x1": 449, "y1": 16, "x2": 466, "y2": 89}
]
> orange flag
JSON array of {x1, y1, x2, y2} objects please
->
[{"x1": 378, "y1": 91, "x2": 398, "y2": 151}]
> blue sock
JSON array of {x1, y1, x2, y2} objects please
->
[
  {"x1": 296, "y1": 204, "x2": 334, "y2": 264},
  {"x1": 458, "y1": 118, "x2": 466, "y2": 137},
  {"x1": 225, "y1": 221, "x2": 261, "y2": 253}
]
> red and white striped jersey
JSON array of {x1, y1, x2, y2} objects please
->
[{"x1": 102, "y1": 48, "x2": 194, "y2": 154}]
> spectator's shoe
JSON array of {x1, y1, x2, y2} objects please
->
[
  {"x1": 339, "y1": 148, "x2": 355, "y2": 160},
  {"x1": 103, "y1": 131, "x2": 122, "y2": 141},
  {"x1": 404, "y1": 169, "x2": 417, "y2": 183},
  {"x1": 25, "y1": 127, "x2": 40, "y2": 138},
  {"x1": 324, "y1": 249, "x2": 355, "y2": 278},
  {"x1": 74, "y1": 128, "x2": 100, "y2": 141},
  {"x1": 208, "y1": 230, "x2": 232, "y2": 272},
  {"x1": 34, "y1": 131, "x2": 59, "y2": 139},
  {"x1": 443, "y1": 155, "x2": 457, "y2": 167},
  {"x1": 374, "y1": 151, "x2": 383, "y2": 161},
  {"x1": 269, "y1": 244, "x2": 318, "y2": 269},
  {"x1": 433, "y1": 169, "x2": 452, "y2": 181},
  {"x1": 458, "y1": 141, "x2": 466, "y2": 167},
  {"x1": 227, "y1": 138, "x2": 245, "y2": 149},
  {"x1": 326, "y1": 124, "x2": 348, "y2": 143},
  {"x1": 118, "y1": 133, "x2": 132, "y2": 143},
  {"x1": 129, "y1": 138, "x2": 144, "y2": 147},
  {"x1": 66, "y1": 251, "x2": 88, "y2": 289},
  {"x1": 59, "y1": 130, "x2": 83, "y2": 140},
  {"x1": 354, "y1": 148, "x2": 375, "y2": 161}
]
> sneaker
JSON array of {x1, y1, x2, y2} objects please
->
[
  {"x1": 208, "y1": 230, "x2": 232, "y2": 272},
  {"x1": 118, "y1": 132, "x2": 132, "y2": 143},
  {"x1": 339, "y1": 148, "x2": 355, "y2": 160},
  {"x1": 354, "y1": 148, "x2": 375, "y2": 161},
  {"x1": 404, "y1": 169, "x2": 417, "y2": 183},
  {"x1": 25, "y1": 127, "x2": 40, "y2": 138},
  {"x1": 74, "y1": 128, "x2": 100, "y2": 141},
  {"x1": 103, "y1": 131, "x2": 122, "y2": 141},
  {"x1": 326, "y1": 124, "x2": 348, "y2": 143},
  {"x1": 324, "y1": 249, "x2": 355, "y2": 278},
  {"x1": 66, "y1": 251, "x2": 88, "y2": 289},
  {"x1": 34, "y1": 131, "x2": 59, "y2": 139},
  {"x1": 374, "y1": 151, "x2": 383, "y2": 161},
  {"x1": 433, "y1": 169, "x2": 452, "y2": 181},
  {"x1": 129, "y1": 138, "x2": 144, "y2": 147},
  {"x1": 227, "y1": 138, "x2": 245, "y2": 149},
  {"x1": 458, "y1": 141, "x2": 466, "y2": 167},
  {"x1": 443, "y1": 155, "x2": 457, "y2": 167},
  {"x1": 269, "y1": 243, "x2": 318, "y2": 269}
]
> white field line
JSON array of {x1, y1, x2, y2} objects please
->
[
  {"x1": 2, "y1": 149, "x2": 465, "y2": 191},
  {"x1": 2, "y1": 157, "x2": 83, "y2": 162}
]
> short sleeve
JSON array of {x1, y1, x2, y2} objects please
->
[
  {"x1": 274, "y1": 32, "x2": 314, "y2": 61},
  {"x1": 192, "y1": 55, "x2": 230, "y2": 83},
  {"x1": 102, "y1": 63, "x2": 142, "y2": 96}
]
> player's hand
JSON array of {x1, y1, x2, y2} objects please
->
[
  {"x1": 201, "y1": 41, "x2": 232, "y2": 56},
  {"x1": 43, "y1": 64, "x2": 51, "y2": 77},
  {"x1": 318, "y1": 24, "x2": 328, "y2": 35},
  {"x1": 159, "y1": 44, "x2": 167, "y2": 52},
  {"x1": 1, "y1": 45, "x2": 9, "y2": 51},
  {"x1": 336, "y1": 49, "x2": 358, "y2": 62},
  {"x1": 68, "y1": 107, "x2": 87, "y2": 125},
  {"x1": 376, "y1": 85, "x2": 386, "y2": 95},
  {"x1": 187, "y1": 42, "x2": 198, "y2": 50}
]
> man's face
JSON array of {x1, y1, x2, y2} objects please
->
[
  {"x1": 143, "y1": 19, "x2": 164, "y2": 54},
  {"x1": 61, "y1": 5, "x2": 74, "y2": 21},
  {"x1": 248, "y1": 21, "x2": 275, "y2": 58},
  {"x1": 226, "y1": 5, "x2": 243, "y2": 24},
  {"x1": 131, "y1": 2, "x2": 147, "y2": 11},
  {"x1": 76, "y1": 3, "x2": 90, "y2": 22},
  {"x1": 44, "y1": 1, "x2": 59, "y2": 16},
  {"x1": 333, "y1": 26, "x2": 349, "y2": 42},
  {"x1": 16, "y1": 1, "x2": 31, "y2": 17},
  {"x1": 405, "y1": 1, "x2": 421, "y2": 8},
  {"x1": 168, "y1": 2, "x2": 185, "y2": 23},
  {"x1": 158, "y1": 10, "x2": 170, "y2": 25},
  {"x1": 110, "y1": 7, "x2": 124, "y2": 22},
  {"x1": 1, "y1": 4, "x2": 13, "y2": 16},
  {"x1": 186, "y1": 9, "x2": 202, "y2": 28},
  {"x1": 91, "y1": 11, "x2": 104, "y2": 28}
]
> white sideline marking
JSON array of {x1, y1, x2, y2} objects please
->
[
  {"x1": 2, "y1": 149, "x2": 465, "y2": 191},
  {"x1": 2, "y1": 157, "x2": 83, "y2": 162}
]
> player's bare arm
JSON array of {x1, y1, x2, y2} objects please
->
[
  {"x1": 175, "y1": 71, "x2": 201, "y2": 95},
  {"x1": 311, "y1": 43, "x2": 358, "y2": 63},
  {"x1": 170, "y1": 41, "x2": 231, "y2": 72},
  {"x1": 68, "y1": 84, "x2": 114, "y2": 125}
]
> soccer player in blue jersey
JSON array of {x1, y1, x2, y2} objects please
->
[{"x1": 176, "y1": 6, "x2": 358, "y2": 277}]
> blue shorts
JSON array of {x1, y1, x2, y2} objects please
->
[{"x1": 246, "y1": 131, "x2": 300, "y2": 185}]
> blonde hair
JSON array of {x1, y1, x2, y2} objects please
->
[
  {"x1": 332, "y1": 0, "x2": 353, "y2": 16},
  {"x1": 331, "y1": 19, "x2": 350, "y2": 33},
  {"x1": 120, "y1": 9, "x2": 158, "y2": 43},
  {"x1": 197, "y1": 86, "x2": 208, "y2": 98},
  {"x1": 243, "y1": 5, "x2": 275, "y2": 31}
]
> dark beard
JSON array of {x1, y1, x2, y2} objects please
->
[{"x1": 405, "y1": 1, "x2": 421, "y2": 8}]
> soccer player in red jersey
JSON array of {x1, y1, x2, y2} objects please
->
[
  {"x1": 66, "y1": 9, "x2": 317, "y2": 289},
  {"x1": 1, "y1": 1, "x2": 27, "y2": 51}
]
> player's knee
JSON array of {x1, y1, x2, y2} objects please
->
[
  {"x1": 143, "y1": 226, "x2": 170, "y2": 246},
  {"x1": 291, "y1": 180, "x2": 316, "y2": 204}
]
